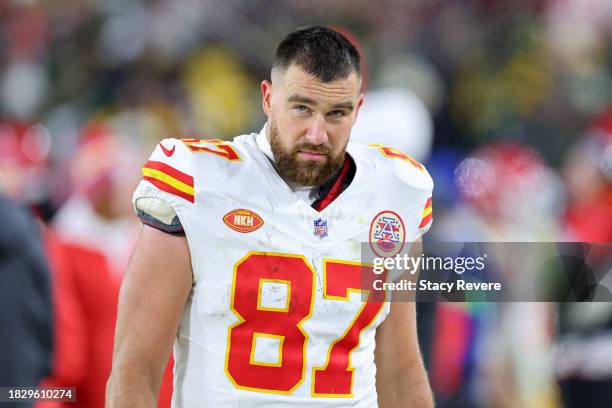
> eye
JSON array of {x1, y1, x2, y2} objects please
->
[
  {"x1": 327, "y1": 110, "x2": 346, "y2": 118},
  {"x1": 293, "y1": 105, "x2": 311, "y2": 114}
]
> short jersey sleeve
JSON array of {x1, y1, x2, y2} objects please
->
[
  {"x1": 132, "y1": 138, "x2": 195, "y2": 228},
  {"x1": 402, "y1": 165, "x2": 433, "y2": 241},
  {"x1": 417, "y1": 196, "x2": 433, "y2": 237},
  {"x1": 367, "y1": 144, "x2": 434, "y2": 241},
  {"x1": 402, "y1": 171, "x2": 433, "y2": 242}
]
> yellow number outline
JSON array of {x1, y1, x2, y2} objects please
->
[
  {"x1": 182, "y1": 138, "x2": 242, "y2": 161},
  {"x1": 370, "y1": 143, "x2": 425, "y2": 171}
]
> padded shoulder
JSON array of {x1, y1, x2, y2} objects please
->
[
  {"x1": 362, "y1": 143, "x2": 434, "y2": 194},
  {"x1": 140, "y1": 138, "x2": 195, "y2": 203},
  {"x1": 355, "y1": 143, "x2": 434, "y2": 236}
]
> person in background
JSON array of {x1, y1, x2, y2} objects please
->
[
  {"x1": 430, "y1": 142, "x2": 562, "y2": 408},
  {"x1": 0, "y1": 193, "x2": 53, "y2": 407},
  {"x1": 38, "y1": 122, "x2": 173, "y2": 408},
  {"x1": 554, "y1": 106, "x2": 612, "y2": 408}
]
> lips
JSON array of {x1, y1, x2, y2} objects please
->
[{"x1": 297, "y1": 150, "x2": 328, "y2": 161}]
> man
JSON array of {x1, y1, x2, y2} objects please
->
[
  {"x1": 0, "y1": 194, "x2": 53, "y2": 406},
  {"x1": 107, "y1": 26, "x2": 434, "y2": 407}
]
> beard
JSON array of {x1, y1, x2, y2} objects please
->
[{"x1": 269, "y1": 120, "x2": 347, "y2": 187}]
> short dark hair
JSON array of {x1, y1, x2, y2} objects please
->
[{"x1": 272, "y1": 26, "x2": 361, "y2": 82}]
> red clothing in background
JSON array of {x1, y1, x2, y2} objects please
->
[
  {"x1": 37, "y1": 196, "x2": 173, "y2": 408},
  {"x1": 564, "y1": 190, "x2": 612, "y2": 242}
]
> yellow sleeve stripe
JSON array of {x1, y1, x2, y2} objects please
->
[{"x1": 142, "y1": 165, "x2": 195, "y2": 203}]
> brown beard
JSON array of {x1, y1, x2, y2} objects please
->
[{"x1": 269, "y1": 120, "x2": 346, "y2": 187}]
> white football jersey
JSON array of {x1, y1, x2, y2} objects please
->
[{"x1": 133, "y1": 127, "x2": 433, "y2": 407}]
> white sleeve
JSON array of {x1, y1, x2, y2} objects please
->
[{"x1": 132, "y1": 138, "x2": 195, "y2": 232}]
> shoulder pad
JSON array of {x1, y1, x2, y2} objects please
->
[
  {"x1": 141, "y1": 138, "x2": 195, "y2": 203},
  {"x1": 367, "y1": 144, "x2": 434, "y2": 192},
  {"x1": 179, "y1": 138, "x2": 242, "y2": 162},
  {"x1": 364, "y1": 143, "x2": 434, "y2": 235}
]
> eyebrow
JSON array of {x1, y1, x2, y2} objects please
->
[{"x1": 287, "y1": 94, "x2": 355, "y2": 111}]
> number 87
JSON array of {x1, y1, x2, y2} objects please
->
[{"x1": 224, "y1": 252, "x2": 386, "y2": 397}]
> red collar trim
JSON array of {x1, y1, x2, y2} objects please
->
[{"x1": 314, "y1": 157, "x2": 352, "y2": 212}]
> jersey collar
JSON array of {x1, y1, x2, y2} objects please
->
[{"x1": 256, "y1": 123, "x2": 275, "y2": 162}]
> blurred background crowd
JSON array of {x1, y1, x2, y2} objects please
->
[{"x1": 1, "y1": 0, "x2": 612, "y2": 407}]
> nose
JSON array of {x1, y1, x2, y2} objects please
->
[{"x1": 304, "y1": 116, "x2": 328, "y2": 146}]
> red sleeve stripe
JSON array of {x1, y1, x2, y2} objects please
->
[
  {"x1": 419, "y1": 213, "x2": 433, "y2": 229},
  {"x1": 143, "y1": 160, "x2": 193, "y2": 186},
  {"x1": 143, "y1": 176, "x2": 195, "y2": 203},
  {"x1": 418, "y1": 197, "x2": 433, "y2": 228},
  {"x1": 142, "y1": 160, "x2": 194, "y2": 203}
]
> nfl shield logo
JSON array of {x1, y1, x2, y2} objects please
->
[{"x1": 313, "y1": 218, "x2": 328, "y2": 239}]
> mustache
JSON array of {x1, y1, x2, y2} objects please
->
[{"x1": 294, "y1": 143, "x2": 331, "y2": 155}]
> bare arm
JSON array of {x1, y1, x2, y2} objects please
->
[
  {"x1": 106, "y1": 225, "x2": 193, "y2": 407},
  {"x1": 375, "y1": 238, "x2": 434, "y2": 408}
]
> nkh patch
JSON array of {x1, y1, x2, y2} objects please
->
[
  {"x1": 369, "y1": 211, "x2": 406, "y2": 257},
  {"x1": 313, "y1": 218, "x2": 329, "y2": 239},
  {"x1": 223, "y1": 209, "x2": 264, "y2": 233}
]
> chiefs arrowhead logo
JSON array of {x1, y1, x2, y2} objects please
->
[
  {"x1": 223, "y1": 209, "x2": 264, "y2": 233},
  {"x1": 160, "y1": 143, "x2": 175, "y2": 157}
]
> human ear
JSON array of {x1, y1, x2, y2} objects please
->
[
  {"x1": 352, "y1": 93, "x2": 365, "y2": 125},
  {"x1": 261, "y1": 80, "x2": 273, "y2": 116}
]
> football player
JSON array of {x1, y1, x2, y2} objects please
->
[{"x1": 107, "y1": 26, "x2": 434, "y2": 408}]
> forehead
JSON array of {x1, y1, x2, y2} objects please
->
[{"x1": 277, "y1": 64, "x2": 360, "y2": 105}]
